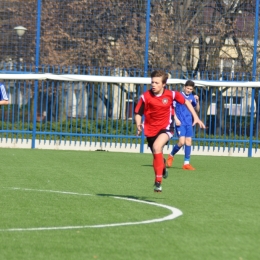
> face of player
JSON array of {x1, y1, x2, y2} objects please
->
[
  {"x1": 151, "y1": 77, "x2": 166, "y2": 95},
  {"x1": 183, "y1": 86, "x2": 194, "y2": 95}
]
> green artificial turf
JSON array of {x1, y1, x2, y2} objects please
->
[{"x1": 0, "y1": 148, "x2": 259, "y2": 260}]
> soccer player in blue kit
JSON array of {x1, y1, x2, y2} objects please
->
[
  {"x1": 167, "y1": 80, "x2": 200, "y2": 170},
  {"x1": 0, "y1": 82, "x2": 9, "y2": 105}
]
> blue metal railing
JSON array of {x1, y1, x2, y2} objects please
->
[{"x1": 0, "y1": 79, "x2": 259, "y2": 156}]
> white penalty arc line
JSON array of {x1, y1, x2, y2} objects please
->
[{"x1": 1, "y1": 187, "x2": 183, "y2": 232}]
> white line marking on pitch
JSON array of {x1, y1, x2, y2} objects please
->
[{"x1": 0, "y1": 187, "x2": 183, "y2": 232}]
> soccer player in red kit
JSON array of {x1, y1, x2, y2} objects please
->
[{"x1": 134, "y1": 70, "x2": 205, "y2": 192}]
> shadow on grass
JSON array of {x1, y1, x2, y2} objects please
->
[
  {"x1": 96, "y1": 193, "x2": 165, "y2": 202},
  {"x1": 142, "y1": 164, "x2": 182, "y2": 170}
]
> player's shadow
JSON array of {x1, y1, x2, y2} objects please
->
[
  {"x1": 97, "y1": 193, "x2": 164, "y2": 201},
  {"x1": 141, "y1": 164, "x2": 181, "y2": 170}
]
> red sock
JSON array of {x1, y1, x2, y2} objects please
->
[{"x1": 153, "y1": 153, "x2": 164, "y2": 183}]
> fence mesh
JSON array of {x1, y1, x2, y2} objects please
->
[{"x1": 0, "y1": 0, "x2": 259, "y2": 77}]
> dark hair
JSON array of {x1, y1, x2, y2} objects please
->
[
  {"x1": 151, "y1": 70, "x2": 168, "y2": 84},
  {"x1": 184, "y1": 80, "x2": 195, "y2": 87}
]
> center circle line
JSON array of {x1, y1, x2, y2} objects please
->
[{"x1": 0, "y1": 187, "x2": 183, "y2": 232}]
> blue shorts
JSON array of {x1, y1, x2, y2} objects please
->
[{"x1": 175, "y1": 125, "x2": 193, "y2": 138}]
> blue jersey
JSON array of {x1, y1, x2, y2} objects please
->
[
  {"x1": 0, "y1": 82, "x2": 8, "y2": 101},
  {"x1": 173, "y1": 92, "x2": 197, "y2": 126}
]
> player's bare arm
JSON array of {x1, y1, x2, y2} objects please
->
[
  {"x1": 135, "y1": 114, "x2": 143, "y2": 135},
  {"x1": 184, "y1": 99, "x2": 205, "y2": 128},
  {"x1": 0, "y1": 100, "x2": 9, "y2": 105},
  {"x1": 194, "y1": 95, "x2": 200, "y2": 113},
  {"x1": 174, "y1": 114, "x2": 181, "y2": 126}
]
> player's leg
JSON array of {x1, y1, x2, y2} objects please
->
[
  {"x1": 147, "y1": 136, "x2": 163, "y2": 192},
  {"x1": 152, "y1": 133, "x2": 170, "y2": 192},
  {"x1": 167, "y1": 126, "x2": 185, "y2": 167},
  {"x1": 182, "y1": 126, "x2": 195, "y2": 170},
  {"x1": 162, "y1": 157, "x2": 168, "y2": 179}
]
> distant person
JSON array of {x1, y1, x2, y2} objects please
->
[
  {"x1": 134, "y1": 71, "x2": 205, "y2": 192},
  {"x1": 167, "y1": 80, "x2": 199, "y2": 170},
  {"x1": 0, "y1": 82, "x2": 9, "y2": 105}
]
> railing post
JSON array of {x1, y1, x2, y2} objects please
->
[
  {"x1": 32, "y1": 0, "x2": 42, "y2": 149},
  {"x1": 248, "y1": 0, "x2": 259, "y2": 157},
  {"x1": 140, "y1": 0, "x2": 151, "y2": 153}
]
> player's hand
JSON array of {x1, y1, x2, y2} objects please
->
[
  {"x1": 136, "y1": 124, "x2": 143, "y2": 136},
  {"x1": 194, "y1": 95, "x2": 199, "y2": 102},
  {"x1": 193, "y1": 118, "x2": 206, "y2": 128},
  {"x1": 175, "y1": 119, "x2": 181, "y2": 126}
]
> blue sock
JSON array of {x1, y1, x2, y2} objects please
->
[
  {"x1": 184, "y1": 145, "x2": 191, "y2": 164},
  {"x1": 171, "y1": 144, "x2": 181, "y2": 156}
]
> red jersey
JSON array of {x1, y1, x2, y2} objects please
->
[{"x1": 135, "y1": 89, "x2": 185, "y2": 137}]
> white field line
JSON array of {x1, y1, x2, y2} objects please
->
[{"x1": 0, "y1": 187, "x2": 183, "y2": 232}]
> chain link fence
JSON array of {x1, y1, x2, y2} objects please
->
[{"x1": 0, "y1": 0, "x2": 259, "y2": 77}]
